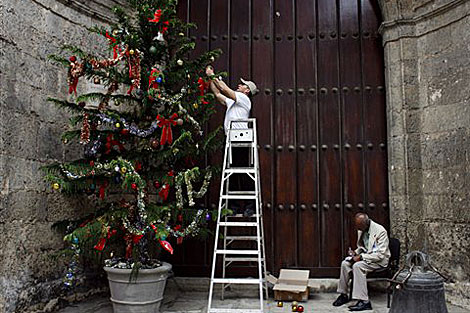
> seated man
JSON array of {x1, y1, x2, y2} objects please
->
[{"x1": 333, "y1": 213, "x2": 390, "y2": 311}]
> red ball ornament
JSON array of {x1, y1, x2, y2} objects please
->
[
  {"x1": 89, "y1": 160, "x2": 95, "y2": 167},
  {"x1": 131, "y1": 183, "x2": 138, "y2": 190},
  {"x1": 297, "y1": 305, "x2": 304, "y2": 312},
  {"x1": 69, "y1": 55, "x2": 77, "y2": 62},
  {"x1": 154, "y1": 181, "x2": 160, "y2": 189},
  {"x1": 121, "y1": 129, "x2": 129, "y2": 135}
]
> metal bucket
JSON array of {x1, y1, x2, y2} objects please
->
[
  {"x1": 390, "y1": 251, "x2": 448, "y2": 313},
  {"x1": 104, "y1": 262, "x2": 172, "y2": 313}
]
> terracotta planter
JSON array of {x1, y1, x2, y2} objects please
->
[{"x1": 104, "y1": 262, "x2": 172, "y2": 313}]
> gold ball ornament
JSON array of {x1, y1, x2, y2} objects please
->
[
  {"x1": 172, "y1": 148, "x2": 179, "y2": 155},
  {"x1": 62, "y1": 138, "x2": 68, "y2": 144},
  {"x1": 129, "y1": 49, "x2": 135, "y2": 55},
  {"x1": 292, "y1": 305, "x2": 297, "y2": 312},
  {"x1": 179, "y1": 32, "x2": 185, "y2": 37},
  {"x1": 120, "y1": 167, "x2": 127, "y2": 174},
  {"x1": 52, "y1": 183, "x2": 60, "y2": 190},
  {"x1": 94, "y1": 77, "x2": 101, "y2": 84},
  {"x1": 112, "y1": 29, "x2": 119, "y2": 36},
  {"x1": 115, "y1": 122, "x2": 121, "y2": 128},
  {"x1": 210, "y1": 56, "x2": 215, "y2": 62},
  {"x1": 193, "y1": 103, "x2": 199, "y2": 109},
  {"x1": 177, "y1": 59, "x2": 184, "y2": 66},
  {"x1": 277, "y1": 301, "x2": 283, "y2": 307},
  {"x1": 292, "y1": 301, "x2": 298, "y2": 307}
]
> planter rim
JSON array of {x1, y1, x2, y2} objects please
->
[{"x1": 104, "y1": 261, "x2": 172, "y2": 274}]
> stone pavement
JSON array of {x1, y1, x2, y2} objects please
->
[{"x1": 56, "y1": 278, "x2": 470, "y2": 313}]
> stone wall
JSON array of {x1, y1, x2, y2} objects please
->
[
  {"x1": 0, "y1": 1, "x2": 122, "y2": 312},
  {"x1": 379, "y1": 0, "x2": 470, "y2": 308}
]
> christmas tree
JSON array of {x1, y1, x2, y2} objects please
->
[{"x1": 43, "y1": 0, "x2": 223, "y2": 286}]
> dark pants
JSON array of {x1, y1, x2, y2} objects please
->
[{"x1": 229, "y1": 147, "x2": 255, "y2": 212}]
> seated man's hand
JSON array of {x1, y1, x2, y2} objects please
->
[
  {"x1": 352, "y1": 255, "x2": 362, "y2": 263},
  {"x1": 206, "y1": 65, "x2": 214, "y2": 77}
]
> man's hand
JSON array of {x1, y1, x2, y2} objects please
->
[
  {"x1": 206, "y1": 65, "x2": 214, "y2": 77},
  {"x1": 352, "y1": 255, "x2": 362, "y2": 263}
]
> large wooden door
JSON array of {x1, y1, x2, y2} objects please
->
[{"x1": 167, "y1": 0, "x2": 389, "y2": 277}]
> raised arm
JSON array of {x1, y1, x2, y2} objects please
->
[
  {"x1": 206, "y1": 65, "x2": 237, "y2": 101},
  {"x1": 209, "y1": 81, "x2": 228, "y2": 106}
]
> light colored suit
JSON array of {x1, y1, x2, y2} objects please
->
[{"x1": 337, "y1": 220, "x2": 391, "y2": 301}]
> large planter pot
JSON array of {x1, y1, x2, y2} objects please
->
[{"x1": 104, "y1": 262, "x2": 172, "y2": 313}]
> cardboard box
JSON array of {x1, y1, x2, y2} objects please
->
[{"x1": 268, "y1": 269, "x2": 311, "y2": 302}]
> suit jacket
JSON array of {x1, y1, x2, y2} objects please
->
[{"x1": 355, "y1": 220, "x2": 391, "y2": 267}]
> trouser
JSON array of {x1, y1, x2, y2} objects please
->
[
  {"x1": 228, "y1": 147, "x2": 254, "y2": 211},
  {"x1": 337, "y1": 260, "x2": 382, "y2": 301}
]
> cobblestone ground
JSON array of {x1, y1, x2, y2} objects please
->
[{"x1": 57, "y1": 290, "x2": 470, "y2": 313}]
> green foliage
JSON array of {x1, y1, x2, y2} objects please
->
[{"x1": 43, "y1": 0, "x2": 225, "y2": 270}]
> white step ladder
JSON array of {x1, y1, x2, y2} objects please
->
[{"x1": 207, "y1": 118, "x2": 268, "y2": 313}]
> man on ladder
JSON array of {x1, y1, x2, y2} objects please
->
[
  {"x1": 205, "y1": 66, "x2": 267, "y2": 313},
  {"x1": 206, "y1": 65, "x2": 258, "y2": 216}
]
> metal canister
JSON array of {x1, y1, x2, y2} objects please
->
[{"x1": 390, "y1": 251, "x2": 448, "y2": 313}]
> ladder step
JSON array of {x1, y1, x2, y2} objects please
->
[
  {"x1": 219, "y1": 222, "x2": 258, "y2": 227},
  {"x1": 225, "y1": 236, "x2": 258, "y2": 241},
  {"x1": 209, "y1": 309, "x2": 263, "y2": 313},
  {"x1": 216, "y1": 249, "x2": 259, "y2": 255},
  {"x1": 227, "y1": 190, "x2": 256, "y2": 195},
  {"x1": 225, "y1": 168, "x2": 256, "y2": 174},
  {"x1": 229, "y1": 142, "x2": 256, "y2": 147},
  {"x1": 225, "y1": 257, "x2": 264, "y2": 262},
  {"x1": 221, "y1": 195, "x2": 257, "y2": 200},
  {"x1": 226, "y1": 214, "x2": 261, "y2": 218},
  {"x1": 212, "y1": 278, "x2": 262, "y2": 284}
]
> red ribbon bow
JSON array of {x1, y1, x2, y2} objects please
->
[
  {"x1": 148, "y1": 9, "x2": 162, "y2": 23},
  {"x1": 148, "y1": 68, "x2": 159, "y2": 89},
  {"x1": 198, "y1": 77, "x2": 209, "y2": 96},
  {"x1": 94, "y1": 229, "x2": 117, "y2": 251},
  {"x1": 157, "y1": 113, "x2": 178, "y2": 145},
  {"x1": 105, "y1": 134, "x2": 125, "y2": 154},
  {"x1": 159, "y1": 184, "x2": 170, "y2": 201},
  {"x1": 105, "y1": 31, "x2": 121, "y2": 59}
]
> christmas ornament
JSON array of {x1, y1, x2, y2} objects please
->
[
  {"x1": 120, "y1": 167, "x2": 127, "y2": 174},
  {"x1": 90, "y1": 160, "x2": 95, "y2": 167},
  {"x1": 159, "y1": 184, "x2": 170, "y2": 201},
  {"x1": 159, "y1": 240, "x2": 174, "y2": 254},
  {"x1": 114, "y1": 166, "x2": 120, "y2": 172},
  {"x1": 78, "y1": 102, "x2": 86, "y2": 108},
  {"x1": 277, "y1": 301, "x2": 283, "y2": 307},
  {"x1": 156, "y1": 32, "x2": 165, "y2": 42},
  {"x1": 94, "y1": 77, "x2": 101, "y2": 84},
  {"x1": 52, "y1": 183, "x2": 60, "y2": 190},
  {"x1": 126, "y1": 49, "x2": 142, "y2": 94},
  {"x1": 176, "y1": 118, "x2": 183, "y2": 126},
  {"x1": 150, "y1": 138, "x2": 160, "y2": 149},
  {"x1": 157, "y1": 113, "x2": 178, "y2": 145},
  {"x1": 105, "y1": 31, "x2": 121, "y2": 59},
  {"x1": 205, "y1": 213, "x2": 211, "y2": 221},
  {"x1": 69, "y1": 55, "x2": 77, "y2": 63},
  {"x1": 297, "y1": 305, "x2": 304, "y2": 312},
  {"x1": 154, "y1": 181, "x2": 160, "y2": 188},
  {"x1": 112, "y1": 29, "x2": 119, "y2": 36},
  {"x1": 131, "y1": 183, "x2": 137, "y2": 190},
  {"x1": 67, "y1": 60, "x2": 83, "y2": 95},
  {"x1": 115, "y1": 122, "x2": 121, "y2": 128},
  {"x1": 193, "y1": 103, "x2": 198, "y2": 109},
  {"x1": 62, "y1": 138, "x2": 68, "y2": 144},
  {"x1": 156, "y1": 76, "x2": 163, "y2": 84},
  {"x1": 179, "y1": 32, "x2": 185, "y2": 36},
  {"x1": 181, "y1": 87, "x2": 187, "y2": 94},
  {"x1": 129, "y1": 49, "x2": 135, "y2": 55},
  {"x1": 210, "y1": 56, "x2": 215, "y2": 62},
  {"x1": 177, "y1": 59, "x2": 183, "y2": 66},
  {"x1": 292, "y1": 301, "x2": 298, "y2": 307},
  {"x1": 105, "y1": 134, "x2": 124, "y2": 154},
  {"x1": 149, "y1": 46, "x2": 157, "y2": 54},
  {"x1": 292, "y1": 305, "x2": 297, "y2": 312}
]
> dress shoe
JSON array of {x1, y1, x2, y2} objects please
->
[
  {"x1": 332, "y1": 293, "x2": 349, "y2": 306},
  {"x1": 348, "y1": 300, "x2": 372, "y2": 311}
]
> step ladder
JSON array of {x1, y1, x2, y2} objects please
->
[{"x1": 207, "y1": 118, "x2": 268, "y2": 313}]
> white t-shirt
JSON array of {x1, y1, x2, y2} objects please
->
[{"x1": 224, "y1": 92, "x2": 251, "y2": 133}]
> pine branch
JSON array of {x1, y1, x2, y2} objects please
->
[{"x1": 47, "y1": 54, "x2": 70, "y2": 67}]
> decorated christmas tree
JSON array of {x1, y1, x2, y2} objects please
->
[{"x1": 43, "y1": 0, "x2": 222, "y2": 287}]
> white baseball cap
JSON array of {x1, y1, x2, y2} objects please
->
[{"x1": 240, "y1": 78, "x2": 258, "y2": 96}]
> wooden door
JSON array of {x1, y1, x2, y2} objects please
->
[{"x1": 166, "y1": 0, "x2": 389, "y2": 277}]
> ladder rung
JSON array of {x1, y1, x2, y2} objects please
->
[
  {"x1": 212, "y1": 278, "x2": 261, "y2": 284},
  {"x1": 216, "y1": 249, "x2": 259, "y2": 255},
  {"x1": 225, "y1": 257, "x2": 264, "y2": 262},
  {"x1": 225, "y1": 168, "x2": 256, "y2": 174},
  {"x1": 225, "y1": 236, "x2": 258, "y2": 241},
  {"x1": 219, "y1": 222, "x2": 258, "y2": 227},
  {"x1": 221, "y1": 195, "x2": 257, "y2": 200},
  {"x1": 229, "y1": 142, "x2": 256, "y2": 147},
  {"x1": 226, "y1": 214, "x2": 261, "y2": 218},
  {"x1": 227, "y1": 190, "x2": 256, "y2": 195},
  {"x1": 209, "y1": 309, "x2": 263, "y2": 313}
]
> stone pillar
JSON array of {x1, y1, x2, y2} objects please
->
[
  {"x1": 0, "y1": 1, "x2": 123, "y2": 312},
  {"x1": 379, "y1": 0, "x2": 470, "y2": 308}
]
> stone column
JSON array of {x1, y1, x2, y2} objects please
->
[{"x1": 378, "y1": 0, "x2": 470, "y2": 308}]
